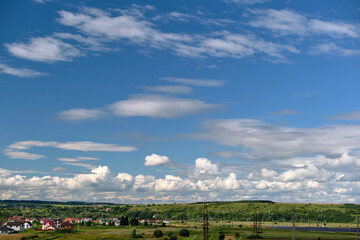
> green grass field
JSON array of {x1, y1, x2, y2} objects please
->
[{"x1": 0, "y1": 224, "x2": 359, "y2": 240}]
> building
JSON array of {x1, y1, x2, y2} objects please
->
[
  {"x1": 23, "y1": 222, "x2": 33, "y2": 229},
  {"x1": 0, "y1": 227, "x2": 14, "y2": 234},
  {"x1": 53, "y1": 219, "x2": 63, "y2": 229},
  {"x1": 42, "y1": 220, "x2": 56, "y2": 231},
  {"x1": 5, "y1": 222, "x2": 23, "y2": 232},
  {"x1": 60, "y1": 222, "x2": 73, "y2": 230}
]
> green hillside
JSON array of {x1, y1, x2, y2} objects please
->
[{"x1": 1, "y1": 200, "x2": 359, "y2": 224}]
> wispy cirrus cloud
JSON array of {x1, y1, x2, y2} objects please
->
[
  {"x1": 57, "y1": 94, "x2": 219, "y2": 121},
  {"x1": 109, "y1": 95, "x2": 218, "y2": 118},
  {"x1": 187, "y1": 119, "x2": 360, "y2": 160},
  {"x1": 162, "y1": 77, "x2": 225, "y2": 87},
  {"x1": 6, "y1": 37, "x2": 82, "y2": 62},
  {"x1": 153, "y1": 11, "x2": 234, "y2": 26},
  {"x1": 225, "y1": 0, "x2": 271, "y2": 5},
  {"x1": 4, "y1": 149, "x2": 46, "y2": 160},
  {"x1": 4, "y1": 140, "x2": 137, "y2": 160},
  {"x1": 58, "y1": 156, "x2": 100, "y2": 169},
  {"x1": 330, "y1": 110, "x2": 360, "y2": 120},
  {"x1": 57, "y1": 108, "x2": 105, "y2": 121},
  {"x1": 5, "y1": 6, "x2": 305, "y2": 64},
  {"x1": 248, "y1": 8, "x2": 359, "y2": 38},
  {"x1": 0, "y1": 63, "x2": 45, "y2": 78},
  {"x1": 55, "y1": 7, "x2": 298, "y2": 62},
  {"x1": 143, "y1": 85, "x2": 193, "y2": 94},
  {"x1": 268, "y1": 109, "x2": 299, "y2": 116},
  {"x1": 308, "y1": 42, "x2": 360, "y2": 57}
]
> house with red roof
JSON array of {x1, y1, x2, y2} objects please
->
[{"x1": 42, "y1": 220, "x2": 55, "y2": 231}]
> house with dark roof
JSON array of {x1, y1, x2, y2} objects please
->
[
  {"x1": 5, "y1": 221, "x2": 23, "y2": 232},
  {"x1": 0, "y1": 227, "x2": 14, "y2": 234},
  {"x1": 23, "y1": 221, "x2": 33, "y2": 229},
  {"x1": 60, "y1": 222, "x2": 73, "y2": 230}
]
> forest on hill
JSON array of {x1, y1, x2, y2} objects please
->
[{"x1": 1, "y1": 200, "x2": 360, "y2": 224}]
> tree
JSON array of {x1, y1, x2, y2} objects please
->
[
  {"x1": 219, "y1": 233, "x2": 225, "y2": 240},
  {"x1": 153, "y1": 229, "x2": 163, "y2": 238},
  {"x1": 179, "y1": 229, "x2": 190, "y2": 237},
  {"x1": 131, "y1": 229, "x2": 137, "y2": 238},
  {"x1": 120, "y1": 216, "x2": 125, "y2": 226},
  {"x1": 124, "y1": 216, "x2": 129, "y2": 226},
  {"x1": 130, "y1": 218, "x2": 139, "y2": 226}
]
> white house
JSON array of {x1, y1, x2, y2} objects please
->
[
  {"x1": 23, "y1": 222, "x2": 33, "y2": 229},
  {"x1": 163, "y1": 220, "x2": 171, "y2": 224},
  {"x1": 5, "y1": 222, "x2": 23, "y2": 232},
  {"x1": 0, "y1": 227, "x2": 14, "y2": 234}
]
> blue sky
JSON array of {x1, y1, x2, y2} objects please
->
[{"x1": 1, "y1": 0, "x2": 360, "y2": 203}]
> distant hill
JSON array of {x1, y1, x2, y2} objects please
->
[{"x1": 0, "y1": 200, "x2": 116, "y2": 206}]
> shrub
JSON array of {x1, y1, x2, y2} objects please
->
[
  {"x1": 130, "y1": 218, "x2": 139, "y2": 226},
  {"x1": 167, "y1": 231, "x2": 174, "y2": 237},
  {"x1": 153, "y1": 229, "x2": 164, "y2": 238},
  {"x1": 179, "y1": 229, "x2": 190, "y2": 237},
  {"x1": 219, "y1": 233, "x2": 225, "y2": 240},
  {"x1": 55, "y1": 228, "x2": 73, "y2": 233},
  {"x1": 170, "y1": 236, "x2": 177, "y2": 240},
  {"x1": 131, "y1": 229, "x2": 143, "y2": 238},
  {"x1": 21, "y1": 235, "x2": 38, "y2": 240}
]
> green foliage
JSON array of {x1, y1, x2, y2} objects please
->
[
  {"x1": 1, "y1": 200, "x2": 359, "y2": 224},
  {"x1": 153, "y1": 229, "x2": 164, "y2": 238},
  {"x1": 179, "y1": 229, "x2": 190, "y2": 237},
  {"x1": 131, "y1": 229, "x2": 143, "y2": 238},
  {"x1": 169, "y1": 236, "x2": 177, "y2": 240},
  {"x1": 130, "y1": 217, "x2": 139, "y2": 226},
  {"x1": 21, "y1": 235, "x2": 39, "y2": 240},
  {"x1": 55, "y1": 228, "x2": 73, "y2": 233}
]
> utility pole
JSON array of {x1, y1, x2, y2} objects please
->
[
  {"x1": 292, "y1": 214, "x2": 296, "y2": 240},
  {"x1": 203, "y1": 203, "x2": 209, "y2": 240}
]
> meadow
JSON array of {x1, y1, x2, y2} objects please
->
[
  {"x1": 0, "y1": 223, "x2": 359, "y2": 240},
  {"x1": 1, "y1": 200, "x2": 359, "y2": 240}
]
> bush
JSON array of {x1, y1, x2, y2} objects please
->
[
  {"x1": 131, "y1": 229, "x2": 143, "y2": 238},
  {"x1": 153, "y1": 229, "x2": 164, "y2": 238},
  {"x1": 130, "y1": 218, "x2": 139, "y2": 226},
  {"x1": 179, "y1": 229, "x2": 190, "y2": 237},
  {"x1": 21, "y1": 235, "x2": 38, "y2": 240},
  {"x1": 219, "y1": 233, "x2": 225, "y2": 240},
  {"x1": 170, "y1": 236, "x2": 177, "y2": 240},
  {"x1": 55, "y1": 228, "x2": 73, "y2": 233}
]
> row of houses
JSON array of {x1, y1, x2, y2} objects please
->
[
  {"x1": 0, "y1": 221, "x2": 32, "y2": 234},
  {"x1": 0, "y1": 215, "x2": 171, "y2": 234},
  {"x1": 0, "y1": 218, "x2": 73, "y2": 234}
]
